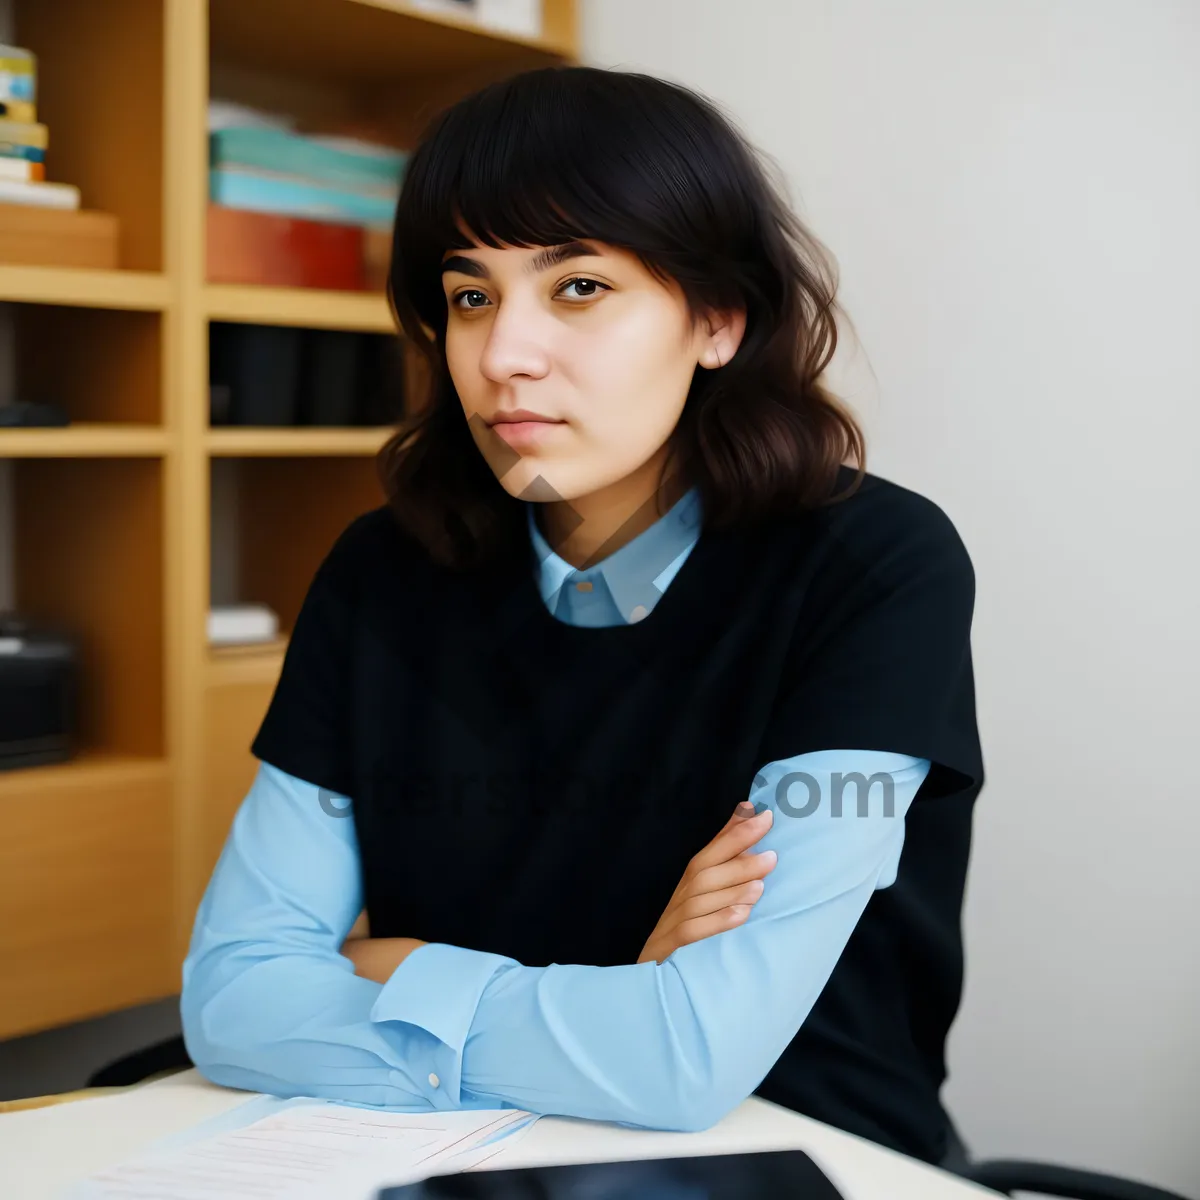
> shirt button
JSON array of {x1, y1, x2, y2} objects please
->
[
  {"x1": 629, "y1": 605, "x2": 648, "y2": 622},
  {"x1": 428, "y1": 1072, "x2": 441, "y2": 1089},
  {"x1": 575, "y1": 580, "x2": 593, "y2": 593}
]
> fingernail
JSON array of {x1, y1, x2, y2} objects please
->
[
  {"x1": 758, "y1": 850, "x2": 777, "y2": 865},
  {"x1": 735, "y1": 801, "x2": 755, "y2": 815}
]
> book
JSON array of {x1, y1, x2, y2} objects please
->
[
  {"x1": 475, "y1": 0, "x2": 543, "y2": 38},
  {"x1": 0, "y1": 179, "x2": 80, "y2": 210},
  {"x1": 0, "y1": 119, "x2": 47, "y2": 150},
  {"x1": 0, "y1": 45, "x2": 36, "y2": 106},
  {"x1": 0, "y1": 99, "x2": 35, "y2": 123},
  {"x1": 210, "y1": 126, "x2": 407, "y2": 193},
  {"x1": 210, "y1": 168, "x2": 397, "y2": 228},
  {"x1": 0, "y1": 157, "x2": 43, "y2": 182},
  {"x1": 0, "y1": 144, "x2": 45, "y2": 163},
  {"x1": 208, "y1": 604, "x2": 280, "y2": 647}
]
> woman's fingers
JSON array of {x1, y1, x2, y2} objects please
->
[
  {"x1": 692, "y1": 846, "x2": 777, "y2": 895},
  {"x1": 662, "y1": 904, "x2": 755, "y2": 955},
  {"x1": 688, "y1": 805, "x2": 773, "y2": 874},
  {"x1": 675, "y1": 878, "x2": 765, "y2": 922},
  {"x1": 640, "y1": 799, "x2": 778, "y2": 965},
  {"x1": 656, "y1": 848, "x2": 775, "y2": 925}
]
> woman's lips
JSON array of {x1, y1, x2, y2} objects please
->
[{"x1": 490, "y1": 420, "x2": 568, "y2": 448}]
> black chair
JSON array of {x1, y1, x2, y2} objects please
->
[
  {"x1": 965, "y1": 1160, "x2": 1191, "y2": 1200},
  {"x1": 941, "y1": 1120, "x2": 1193, "y2": 1199},
  {"x1": 86, "y1": 1032, "x2": 191, "y2": 1088},
  {"x1": 86, "y1": 1038, "x2": 1192, "y2": 1200}
]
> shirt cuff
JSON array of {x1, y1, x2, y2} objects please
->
[{"x1": 369, "y1": 942, "x2": 514, "y2": 1107}]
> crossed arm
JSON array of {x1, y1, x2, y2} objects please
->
[
  {"x1": 339, "y1": 798, "x2": 781, "y2": 981},
  {"x1": 181, "y1": 751, "x2": 928, "y2": 1131}
]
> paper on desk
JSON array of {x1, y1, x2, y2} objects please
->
[{"x1": 65, "y1": 1103, "x2": 541, "y2": 1200}]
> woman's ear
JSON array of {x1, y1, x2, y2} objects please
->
[{"x1": 699, "y1": 307, "x2": 747, "y2": 370}]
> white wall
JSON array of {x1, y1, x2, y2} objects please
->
[{"x1": 582, "y1": 1, "x2": 1200, "y2": 1193}]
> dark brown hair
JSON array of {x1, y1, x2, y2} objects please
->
[{"x1": 378, "y1": 65, "x2": 865, "y2": 570}]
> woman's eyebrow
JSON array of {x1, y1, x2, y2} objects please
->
[{"x1": 440, "y1": 240, "x2": 600, "y2": 280}]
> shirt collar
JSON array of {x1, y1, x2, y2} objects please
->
[{"x1": 526, "y1": 487, "x2": 703, "y2": 622}]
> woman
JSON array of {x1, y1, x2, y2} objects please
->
[{"x1": 181, "y1": 66, "x2": 984, "y2": 1169}]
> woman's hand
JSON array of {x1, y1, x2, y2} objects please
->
[
  {"x1": 339, "y1": 910, "x2": 427, "y2": 984},
  {"x1": 637, "y1": 801, "x2": 776, "y2": 965},
  {"x1": 343, "y1": 909, "x2": 371, "y2": 941},
  {"x1": 342, "y1": 936, "x2": 428, "y2": 984}
]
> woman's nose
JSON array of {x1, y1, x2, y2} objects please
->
[{"x1": 478, "y1": 301, "x2": 552, "y2": 383}]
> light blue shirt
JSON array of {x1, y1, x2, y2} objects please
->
[{"x1": 182, "y1": 487, "x2": 931, "y2": 1132}]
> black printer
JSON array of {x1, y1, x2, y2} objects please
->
[{"x1": 0, "y1": 614, "x2": 77, "y2": 771}]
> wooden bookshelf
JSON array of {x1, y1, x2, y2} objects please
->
[
  {"x1": 0, "y1": 266, "x2": 170, "y2": 311},
  {"x1": 0, "y1": 0, "x2": 577, "y2": 1041},
  {"x1": 209, "y1": 0, "x2": 574, "y2": 83},
  {"x1": 207, "y1": 427, "x2": 393, "y2": 456},
  {"x1": 0, "y1": 426, "x2": 171, "y2": 457},
  {"x1": 205, "y1": 283, "x2": 394, "y2": 333}
]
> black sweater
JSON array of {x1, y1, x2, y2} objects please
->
[{"x1": 252, "y1": 465, "x2": 985, "y2": 1163}]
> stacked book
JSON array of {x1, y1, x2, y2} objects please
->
[
  {"x1": 210, "y1": 125, "x2": 408, "y2": 229},
  {"x1": 0, "y1": 44, "x2": 80, "y2": 210},
  {"x1": 207, "y1": 106, "x2": 409, "y2": 290}
]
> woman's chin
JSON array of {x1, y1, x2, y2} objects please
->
[
  {"x1": 494, "y1": 463, "x2": 568, "y2": 502},
  {"x1": 495, "y1": 462, "x2": 607, "y2": 506}
]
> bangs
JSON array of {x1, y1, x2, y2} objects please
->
[{"x1": 391, "y1": 67, "x2": 739, "y2": 332}]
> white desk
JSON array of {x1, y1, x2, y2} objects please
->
[{"x1": 0, "y1": 1069, "x2": 1000, "y2": 1199}]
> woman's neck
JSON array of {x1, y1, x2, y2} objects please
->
[{"x1": 537, "y1": 456, "x2": 688, "y2": 570}]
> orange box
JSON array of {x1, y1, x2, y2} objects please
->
[
  {"x1": 207, "y1": 205, "x2": 365, "y2": 290},
  {"x1": 0, "y1": 205, "x2": 119, "y2": 268}
]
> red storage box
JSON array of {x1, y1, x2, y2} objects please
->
[{"x1": 207, "y1": 205, "x2": 366, "y2": 289}]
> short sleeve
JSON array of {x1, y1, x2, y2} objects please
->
[
  {"x1": 757, "y1": 494, "x2": 983, "y2": 801},
  {"x1": 250, "y1": 521, "x2": 362, "y2": 799}
]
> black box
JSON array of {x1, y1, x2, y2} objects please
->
[
  {"x1": 0, "y1": 615, "x2": 78, "y2": 771},
  {"x1": 209, "y1": 323, "x2": 302, "y2": 426}
]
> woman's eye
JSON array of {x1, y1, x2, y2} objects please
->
[
  {"x1": 558, "y1": 278, "x2": 609, "y2": 300},
  {"x1": 451, "y1": 279, "x2": 608, "y2": 310},
  {"x1": 452, "y1": 289, "x2": 490, "y2": 310}
]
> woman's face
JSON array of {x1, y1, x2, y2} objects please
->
[{"x1": 440, "y1": 237, "x2": 742, "y2": 503}]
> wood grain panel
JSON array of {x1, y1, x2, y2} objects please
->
[{"x1": 0, "y1": 766, "x2": 174, "y2": 1039}]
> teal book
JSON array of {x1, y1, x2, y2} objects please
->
[
  {"x1": 210, "y1": 168, "x2": 399, "y2": 227},
  {"x1": 210, "y1": 128, "x2": 407, "y2": 193},
  {"x1": 0, "y1": 144, "x2": 44, "y2": 162}
]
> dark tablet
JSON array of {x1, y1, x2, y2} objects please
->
[{"x1": 378, "y1": 1147, "x2": 846, "y2": 1198}]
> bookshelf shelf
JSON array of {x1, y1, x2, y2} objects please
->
[
  {"x1": 206, "y1": 427, "x2": 395, "y2": 456},
  {"x1": 0, "y1": 266, "x2": 170, "y2": 312},
  {"x1": 207, "y1": 636, "x2": 289, "y2": 685},
  {"x1": 205, "y1": 284, "x2": 395, "y2": 333},
  {"x1": 0, "y1": 752, "x2": 170, "y2": 802},
  {"x1": 210, "y1": 0, "x2": 573, "y2": 87},
  {"x1": 0, "y1": 425, "x2": 170, "y2": 458}
]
